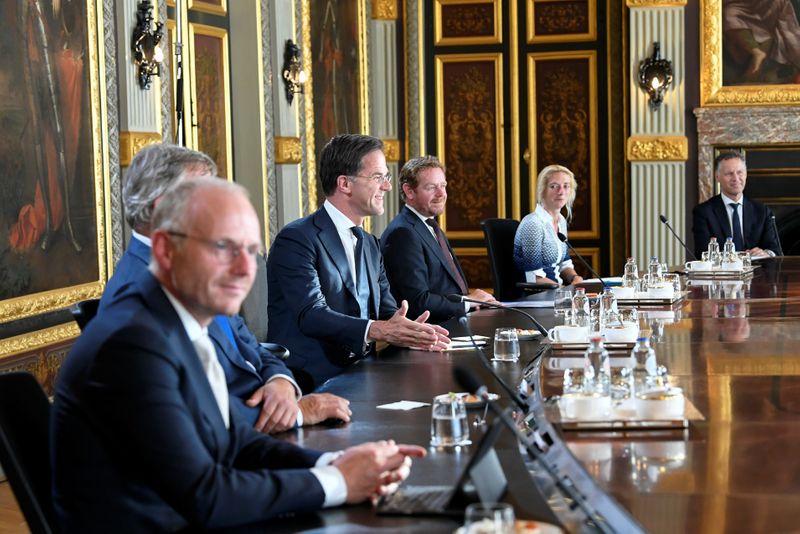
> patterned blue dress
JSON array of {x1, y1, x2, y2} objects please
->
[{"x1": 513, "y1": 204, "x2": 574, "y2": 284}]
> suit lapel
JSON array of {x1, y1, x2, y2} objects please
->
[
  {"x1": 712, "y1": 196, "x2": 731, "y2": 241},
  {"x1": 742, "y1": 198, "x2": 756, "y2": 247},
  {"x1": 208, "y1": 320, "x2": 260, "y2": 379},
  {"x1": 137, "y1": 273, "x2": 231, "y2": 456},
  {"x1": 314, "y1": 209, "x2": 359, "y2": 299},
  {"x1": 407, "y1": 208, "x2": 466, "y2": 289}
]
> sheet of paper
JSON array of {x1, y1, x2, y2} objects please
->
[
  {"x1": 447, "y1": 340, "x2": 487, "y2": 350},
  {"x1": 578, "y1": 276, "x2": 623, "y2": 285},
  {"x1": 499, "y1": 300, "x2": 554, "y2": 308},
  {"x1": 376, "y1": 400, "x2": 431, "y2": 410}
]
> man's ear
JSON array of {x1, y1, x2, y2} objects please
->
[
  {"x1": 401, "y1": 182, "x2": 414, "y2": 201},
  {"x1": 337, "y1": 174, "x2": 352, "y2": 195},
  {"x1": 150, "y1": 230, "x2": 174, "y2": 273}
]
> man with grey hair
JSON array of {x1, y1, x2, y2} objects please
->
[
  {"x1": 53, "y1": 177, "x2": 425, "y2": 530},
  {"x1": 100, "y1": 143, "x2": 350, "y2": 433},
  {"x1": 381, "y1": 155, "x2": 498, "y2": 323}
]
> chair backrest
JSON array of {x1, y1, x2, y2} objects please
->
[
  {"x1": 240, "y1": 253, "x2": 269, "y2": 342},
  {"x1": 0, "y1": 372, "x2": 55, "y2": 534},
  {"x1": 481, "y1": 218, "x2": 525, "y2": 301},
  {"x1": 70, "y1": 298, "x2": 100, "y2": 331}
]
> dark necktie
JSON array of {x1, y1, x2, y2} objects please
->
[
  {"x1": 426, "y1": 218, "x2": 468, "y2": 294},
  {"x1": 731, "y1": 203, "x2": 744, "y2": 251},
  {"x1": 350, "y1": 226, "x2": 364, "y2": 285}
]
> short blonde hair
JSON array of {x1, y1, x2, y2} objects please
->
[{"x1": 536, "y1": 164, "x2": 577, "y2": 221}]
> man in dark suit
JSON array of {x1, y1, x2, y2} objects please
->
[
  {"x1": 52, "y1": 177, "x2": 425, "y2": 531},
  {"x1": 100, "y1": 143, "x2": 350, "y2": 432},
  {"x1": 267, "y1": 135, "x2": 450, "y2": 391},
  {"x1": 381, "y1": 156, "x2": 498, "y2": 323},
  {"x1": 692, "y1": 151, "x2": 781, "y2": 259}
]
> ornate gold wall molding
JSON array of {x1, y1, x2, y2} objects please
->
[
  {"x1": 0, "y1": 323, "x2": 79, "y2": 359},
  {"x1": 119, "y1": 132, "x2": 162, "y2": 167},
  {"x1": 626, "y1": 0, "x2": 686, "y2": 6},
  {"x1": 372, "y1": 0, "x2": 398, "y2": 20},
  {"x1": 627, "y1": 136, "x2": 688, "y2": 161},
  {"x1": 382, "y1": 139, "x2": 401, "y2": 161},
  {"x1": 274, "y1": 137, "x2": 303, "y2": 164}
]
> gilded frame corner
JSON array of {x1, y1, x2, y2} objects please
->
[
  {"x1": 0, "y1": 0, "x2": 110, "y2": 354},
  {"x1": 700, "y1": 0, "x2": 800, "y2": 106}
]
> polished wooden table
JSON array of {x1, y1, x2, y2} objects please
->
[{"x1": 263, "y1": 257, "x2": 800, "y2": 533}]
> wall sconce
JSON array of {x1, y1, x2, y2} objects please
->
[
  {"x1": 638, "y1": 42, "x2": 673, "y2": 111},
  {"x1": 132, "y1": 0, "x2": 164, "y2": 90},
  {"x1": 282, "y1": 40, "x2": 307, "y2": 104}
]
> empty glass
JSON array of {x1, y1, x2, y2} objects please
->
[
  {"x1": 430, "y1": 394, "x2": 470, "y2": 447},
  {"x1": 493, "y1": 328, "x2": 520, "y2": 361},
  {"x1": 464, "y1": 502, "x2": 515, "y2": 534},
  {"x1": 554, "y1": 288, "x2": 573, "y2": 316}
]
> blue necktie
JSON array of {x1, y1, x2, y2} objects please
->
[{"x1": 731, "y1": 203, "x2": 744, "y2": 251}]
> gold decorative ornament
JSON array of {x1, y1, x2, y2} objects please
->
[
  {"x1": 382, "y1": 139, "x2": 401, "y2": 162},
  {"x1": 372, "y1": 0, "x2": 398, "y2": 20},
  {"x1": 0, "y1": 323, "x2": 80, "y2": 359},
  {"x1": 627, "y1": 136, "x2": 688, "y2": 161},
  {"x1": 626, "y1": 0, "x2": 686, "y2": 6},
  {"x1": 274, "y1": 137, "x2": 303, "y2": 164},
  {"x1": 119, "y1": 132, "x2": 162, "y2": 167}
]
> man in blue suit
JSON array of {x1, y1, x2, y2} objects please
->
[
  {"x1": 101, "y1": 143, "x2": 350, "y2": 432},
  {"x1": 381, "y1": 156, "x2": 498, "y2": 323},
  {"x1": 52, "y1": 178, "x2": 424, "y2": 531},
  {"x1": 692, "y1": 151, "x2": 781, "y2": 259},
  {"x1": 267, "y1": 135, "x2": 450, "y2": 391}
]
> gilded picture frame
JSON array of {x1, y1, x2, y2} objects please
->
[
  {"x1": 700, "y1": 0, "x2": 800, "y2": 106},
  {"x1": 302, "y1": 0, "x2": 369, "y2": 209},
  {"x1": 0, "y1": 0, "x2": 109, "y2": 358}
]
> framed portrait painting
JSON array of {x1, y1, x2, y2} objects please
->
[
  {"x1": 701, "y1": 0, "x2": 800, "y2": 105},
  {"x1": 0, "y1": 0, "x2": 109, "y2": 356}
]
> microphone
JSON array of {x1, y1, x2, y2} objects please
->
[
  {"x1": 456, "y1": 316, "x2": 530, "y2": 413},
  {"x1": 770, "y1": 215, "x2": 784, "y2": 256},
  {"x1": 659, "y1": 214, "x2": 697, "y2": 261},
  {"x1": 446, "y1": 294, "x2": 549, "y2": 337},
  {"x1": 556, "y1": 232, "x2": 608, "y2": 287},
  {"x1": 453, "y1": 366, "x2": 615, "y2": 534}
]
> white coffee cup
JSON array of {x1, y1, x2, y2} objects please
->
[
  {"x1": 720, "y1": 260, "x2": 744, "y2": 271},
  {"x1": 647, "y1": 283, "x2": 674, "y2": 299},
  {"x1": 685, "y1": 260, "x2": 712, "y2": 271},
  {"x1": 603, "y1": 323, "x2": 639, "y2": 343},
  {"x1": 634, "y1": 388, "x2": 685, "y2": 420},
  {"x1": 560, "y1": 392, "x2": 611, "y2": 420},
  {"x1": 548, "y1": 324, "x2": 589, "y2": 343},
  {"x1": 611, "y1": 286, "x2": 635, "y2": 299}
]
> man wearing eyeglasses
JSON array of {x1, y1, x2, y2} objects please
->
[
  {"x1": 53, "y1": 177, "x2": 425, "y2": 530},
  {"x1": 267, "y1": 134, "x2": 450, "y2": 391},
  {"x1": 100, "y1": 143, "x2": 350, "y2": 433},
  {"x1": 381, "y1": 156, "x2": 499, "y2": 323}
]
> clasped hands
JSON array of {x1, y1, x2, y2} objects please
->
[
  {"x1": 332, "y1": 439, "x2": 427, "y2": 504},
  {"x1": 247, "y1": 378, "x2": 351, "y2": 433},
  {"x1": 368, "y1": 300, "x2": 450, "y2": 352}
]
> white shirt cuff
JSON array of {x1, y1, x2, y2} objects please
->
[
  {"x1": 361, "y1": 319, "x2": 374, "y2": 354},
  {"x1": 266, "y1": 374, "x2": 302, "y2": 398},
  {"x1": 311, "y1": 452, "x2": 347, "y2": 507}
]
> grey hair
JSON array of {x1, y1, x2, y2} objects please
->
[
  {"x1": 123, "y1": 143, "x2": 217, "y2": 232},
  {"x1": 536, "y1": 164, "x2": 578, "y2": 222},
  {"x1": 714, "y1": 151, "x2": 746, "y2": 174},
  {"x1": 150, "y1": 176, "x2": 249, "y2": 235}
]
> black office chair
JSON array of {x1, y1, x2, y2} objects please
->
[
  {"x1": 240, "y1": 253, "x2": 268, "y2": 342},
  {"x1": 70, "y1": 298, "x2": 100, "y2": 331},
  {"x1": 481, "y1": 218, "x2": 554, "y2": 301},
  {"x1": 0, "y1": 372, "x2": 56, "y2": 534}
]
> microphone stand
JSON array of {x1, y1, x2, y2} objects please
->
[
  {"x1": 454, "y1": 366, "x2": 615, "y2": 534},
  {"x1": 447, "y1": 294, "x2": 550, "y2": 338},
  {"x1": 556, "y1": 233, "x2": 608, "y2": 288},
  {"x1": 659, "y1": 214, "x2": 697, "y2": 260}
]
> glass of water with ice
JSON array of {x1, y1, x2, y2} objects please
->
[{"x1": 430, "y1": 393, "x2": 470, "y2": 447}]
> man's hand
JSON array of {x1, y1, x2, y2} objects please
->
[
  {"x1": 298, "y1": 393, "x2": 352, "y2": 426},
  {"x1": 368, "y1": 300, "x2": 450, "y2": 351},
  {"x1": 245, "y1": 378, "x2": 298, "y2": 433},
  {"x1": 747, "y1": 247, "x2": 767, "y2": 258},
  {"x1": 332, "y1": 440, "x2": 427, "y2": 504},
  {"x1": 571, "y1": 275, "x2": 584, "y2": 285},
  {"x1": 466, "y1": 288, "x2": 500, "y2": 309}
]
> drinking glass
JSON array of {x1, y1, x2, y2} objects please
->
[
  {"x1": 430, "y1": 394, "x2": 470, "y2": 447},
  {"x1": 464, "y1": 502, "x2": 515, "y2": 534},
  {"x1": 493, "y1": 328, "x2": 520, "y2": 361},
  {"x1": 554, "y1": 288, "x2": 573, "y2": 316},
  {"x1": 738, "y1": 251, "x2": 752, "y2": 268}
]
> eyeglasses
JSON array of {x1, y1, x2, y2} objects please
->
[
  {"x1": 349, "y1": 172, "x2": 393, "y2": 184},
  {"x1": 167, "y1": 231, "x2": 264, "y2": 264}
]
